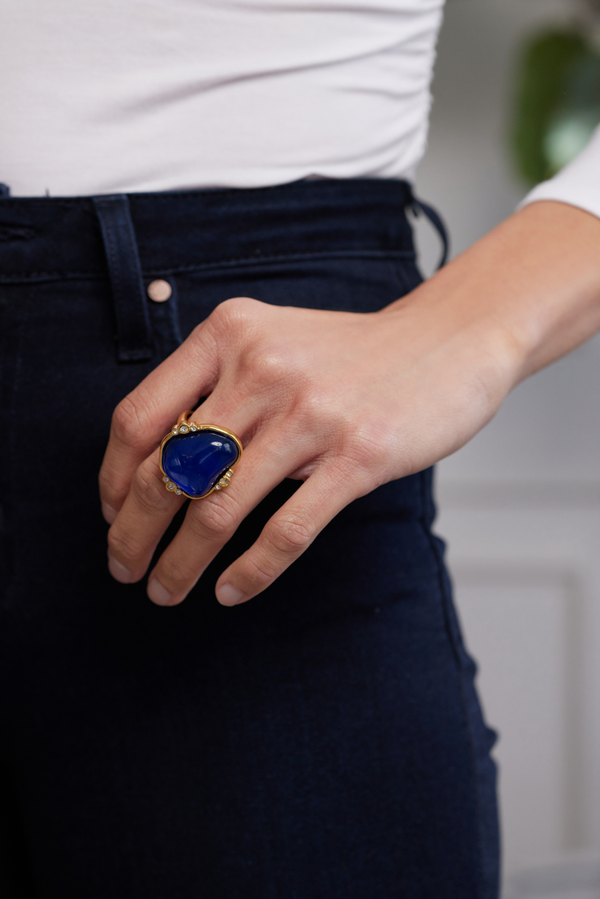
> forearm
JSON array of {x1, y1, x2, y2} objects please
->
[{"x1": 386, "y1": 200, "x2": 600, "y2": 389}]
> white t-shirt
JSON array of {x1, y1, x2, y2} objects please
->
[
  {"x1": 1, "y1": 0, "x2": 598, "y2": 219},
  {"x1": 0, "y1": 0, "x2": 444, "y2": 196},
  {"x1": 520, "y1": 125, "x2": 600, "y2": 220}
]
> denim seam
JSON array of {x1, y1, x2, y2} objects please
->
[
  {"x1": 418, "y1": 469, "x2": 489, "y2": 899},
  {"x1": 0, "y1": 298, "x2": 25, "y2": 610},
  {"x1": 0, "y1": 249, "x2": 416, "y2": 283}
]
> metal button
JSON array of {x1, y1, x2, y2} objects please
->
[{"x1": 147, "y1": 279, "x2": 172, "y2": 302}]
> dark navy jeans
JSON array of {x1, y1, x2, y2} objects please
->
[{"x1": 0, "y1": 179, "x2": 499, "y2": 898}]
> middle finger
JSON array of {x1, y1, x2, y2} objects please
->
[
  {"x1": 146, "y1": 428, "x2": 307, "y2": 605},
  {"x1": 107, "y1": 427, "x2": 306, "y2": 598}
]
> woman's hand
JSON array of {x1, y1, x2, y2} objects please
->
[
  {"x1": 98, "y1": 296, "x2": 516, "y2": 608},
  {"x1": 98, "y1": 200, "x2": 600, "y2": 607}
]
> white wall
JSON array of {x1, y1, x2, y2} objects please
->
[{"x1": 414, "y1": 0, "x2": 600, "y2": 891}]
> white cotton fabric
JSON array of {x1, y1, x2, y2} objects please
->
[
  {"x1": 1, "y1": 0, "x2": 444, "y2": 196},
  {"x1": 1, "y1": 0, "x2": 598, "y2": 213},
  {"x1": 520, "y1": 124, "x2": 600, "y2": 220}
]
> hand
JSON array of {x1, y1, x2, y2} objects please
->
[
  {"x1": 99, "y1": 289, "x2": 517, "y2": 608},
  {"x1": 100, "y1": 201, "x2": 600, "y2": 608}
]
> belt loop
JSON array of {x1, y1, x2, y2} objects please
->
[
  {"x1": 93, "y1": 194, "x2": 152, "y2": 363},
  {"x1": 406, "y1": 186, "x2": 450, "y2": 270}
]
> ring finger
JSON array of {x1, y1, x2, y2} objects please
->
[{"x1": 107, "y1": 426, "x2": 308, "y2": 603}]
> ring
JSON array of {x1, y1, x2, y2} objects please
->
[{"x1": 158, "y1": 411, "x2": 243, "y2": 500}]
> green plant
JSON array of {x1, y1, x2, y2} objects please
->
[{"x1": 511, "y1": 27, "x2": 600, "y2": 185}]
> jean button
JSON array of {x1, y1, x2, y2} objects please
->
[{"x1": 147, "y1": 279, "x2": 172, "y2": 302}]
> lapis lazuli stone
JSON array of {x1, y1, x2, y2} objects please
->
[{"x1": 162, "y1": 430, "x2": 240, "y2": 498}]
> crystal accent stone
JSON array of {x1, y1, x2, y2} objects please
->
[
  {"x1": 163, "y1": 476, "x2": 169, "y2": 483},
  {"x1": 167, "y1": 482, "x2": 176, "y2": 491},
  {"x1": 179, "y1": 424, "x2": 189, "y2": 433},
  {"x1": 161, "y1": 429, "x2": 240, "y2": 499},
  {"x1": 190, "y1": 425, "x2": 197, "y2": 431}
]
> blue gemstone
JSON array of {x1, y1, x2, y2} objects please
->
[{"x1": 162, "y1": 430, "x2": 240, "y2": 498}]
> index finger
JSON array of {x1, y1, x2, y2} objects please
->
[{"x1": 99, "y1": 321, "x2": 217, "y2": 521}]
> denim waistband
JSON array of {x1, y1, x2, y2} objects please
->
[
  {"x1": 0, "y1": 178, "x2": 448, "y2": 362},
  {"x1": 0, "y1": 178, "x2": 426, "y2": 284}
]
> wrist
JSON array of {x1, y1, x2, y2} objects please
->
[
  {"x1": 389, "y1": 200, "x2": 600, "y2": 388},
  {"x1": 382, "y1": 269, "x2": 527, "y2": 410}
]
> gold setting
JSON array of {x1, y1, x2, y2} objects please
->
[{"x1": 158, "y1": 410, "x2": 242, "y2": 501}]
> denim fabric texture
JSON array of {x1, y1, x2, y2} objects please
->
[{"x1": 0, "y1": 179, "x2": 499, "y2": 899}]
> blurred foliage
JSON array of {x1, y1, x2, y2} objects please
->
[{"x1": 511, "y1": 27, "x2": 600, "y2": 185}]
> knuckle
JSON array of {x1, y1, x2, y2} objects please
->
[
  {"x1": 156, "y1": 554, "x2": 193, "y2": 590},
  {"x1": 111, "y1": 393, "x2": 153, "y2": 449},
  {"x1": 187, "y1": 494, "x2": 238, "y2": 541},
  {"x1": 265, "y1": 514, "x2": 313, "y2": 555},
  {"x1": 238, "y1": 349, "x2": 308, "y2": 403},
  {"x1": 293, "y1": 388, "x2": 344, "y2": 434},
  {"x1": 250, "y1": 350, "x2": 292, "y2": 387},
  {"x1": 107, "y1": 527, "x2": 144, "y2": 565},
  {"x1": 133, "y1": 459, "x2": 170, "y2": 514},
  {"x1": 238, "y1": 554, "x2": 278, "y2": 592},
  {"x1": 211, "y1": 296, "x2": 263, "y2": 331},
  {"x1": 343, "y1": 423, "x2": 391, "y2": 470}
]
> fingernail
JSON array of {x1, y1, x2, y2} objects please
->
[
  {"x1": 216, "y1": 584, "x2": 245, "y2": 606},
  {"x1": 102, "y1": 502, "x2": 117, "y2": 524},
  {"x1": 108, "y1": 556, "x2": 132, "y2": 584},
  {"x1": 147, "y1": 578, "x2": 172, "y2": 607}
]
